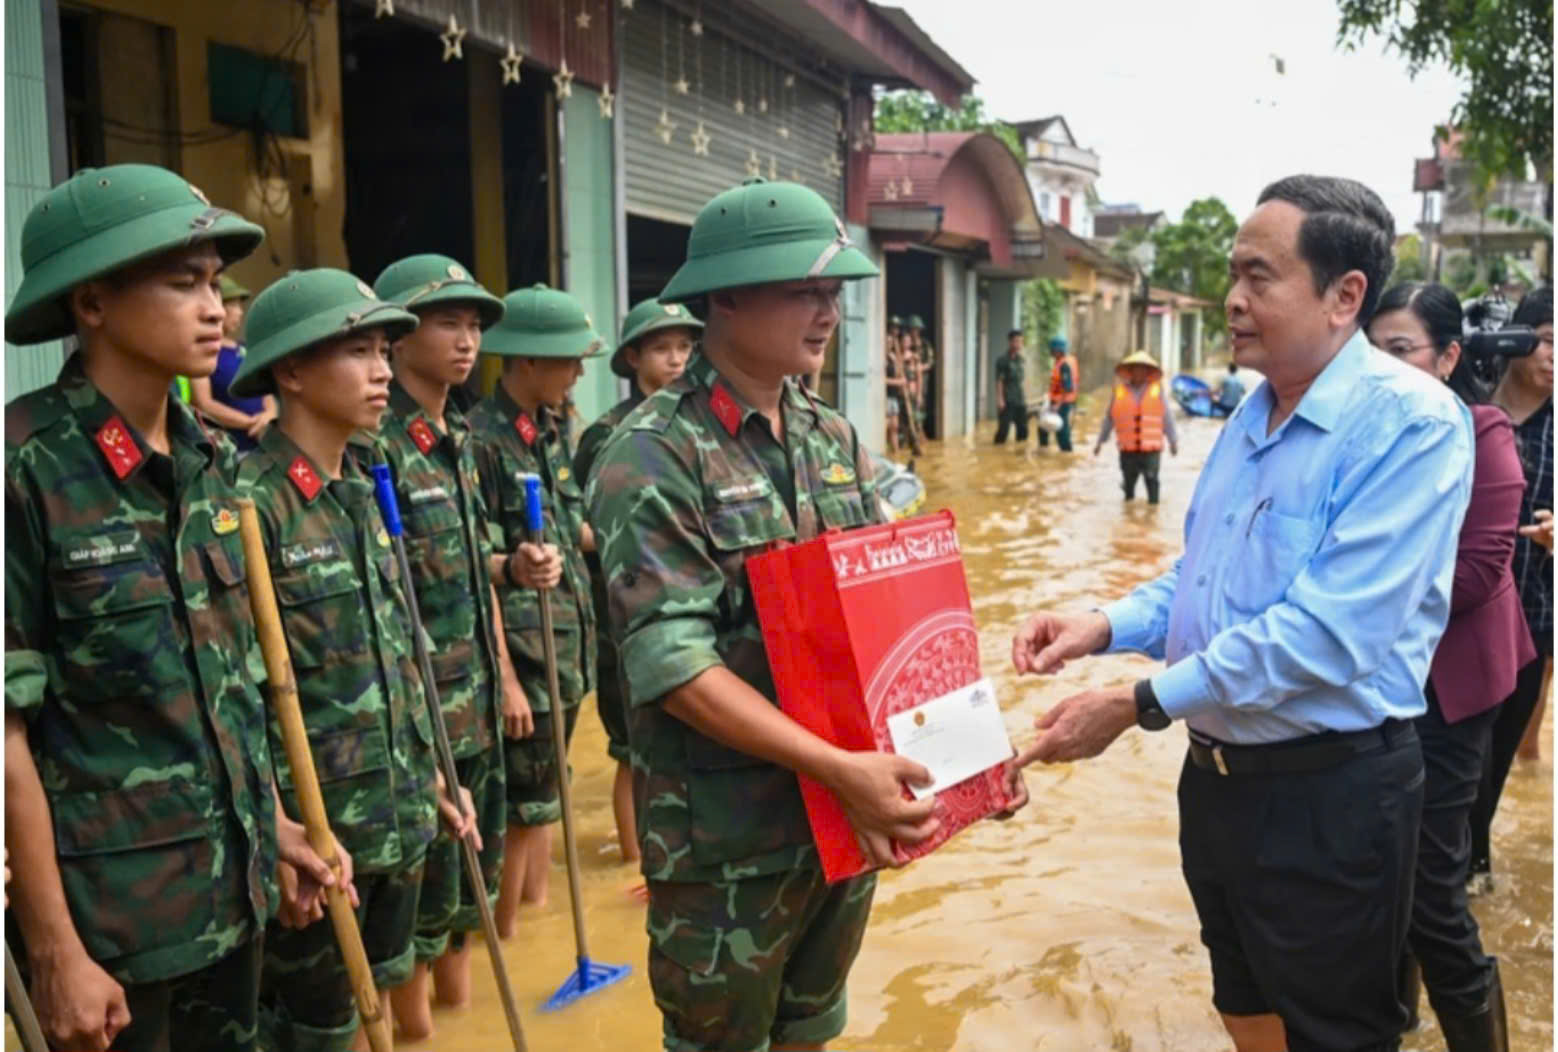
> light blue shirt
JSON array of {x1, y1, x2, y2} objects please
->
[{"x1": 1102, "y1": 331, "x2": 1475, "y2": 744}]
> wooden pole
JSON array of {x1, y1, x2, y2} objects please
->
[{"x1": 236, "y1": 499, "x2": 393, "y2": 1052}]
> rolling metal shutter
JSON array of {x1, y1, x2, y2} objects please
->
[{"x1": 620, "y1": 0, "x2": 844, "y2": 225}]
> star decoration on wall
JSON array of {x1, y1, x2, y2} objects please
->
[
  {"x1": 690, "y1": 18, "x2": 703, "y2": 36},
  {"x1": 674, "y1": 76, "x2": 690, "y2": 95},
  {"x1": 441, "y1": 14, "x2": 467, "y2": 61},
  {"x1": 690, "y1": 120, "x2": 711, "y2": 155},
  {"x1": 768, "y1": 155, "x2": 777, "y2": 180},
  {"x1": 884, "y1": 180, "x2": 900, "y2": 201},
  {"x1": 374, "y1": 0, "x2": 394, "y2": 17},
  {"x1": 655, "y1": 107, "x2": 677, "y2": 144},
  {"x1": 733, "y1": 98, "x2": 745, "y2": 115},
  {"x1": 745, "y1": 148, "x2": 761, "y2": 178},
  {"x1": 576, "y1": 8, "x2": 592, "y2": 29},
  {"x1": 501, "y1": 44, "x2": 523, "y2": 84},
  {"x1": 758, "y1": 96, "x2": 768, "y2": 114},
  {"x1": 553, "y1": 58, "x2": 574, "y2": 99},
  {"x1": 598, "y1": 83, "x2": 615, "y2": 118},
  {"x1": 822, "y1": 151, "x2": 843, "y2": 178},
  {"x1": 899, "y1": 175, "x2": 914, "y2": 196},
  {"x1": 851, "y1": 118, "x2": 874, "y2": 151},
  {"x1": 778, "y1": 125, "x2": 790, "y2": 140}
]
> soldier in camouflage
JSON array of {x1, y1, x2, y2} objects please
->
[
  {"x1": 229, "y1": 268, "x2": 475, "y2": 1051},
  {"x1": 469, "y1": 283, "x2": 600, "y2": 935},
  {"x1": 3, "y1": 164, "x2": 343, "y2": 1052},
  {"x1": 586, "y1": 179, "x2": 947, "y2": 1052},
  {"x1": 574, "y1": 297, "x2": 701, "y2": 865},
  {"x1": 370, "y1": 253, "x2": 534, "y2": 1035}
]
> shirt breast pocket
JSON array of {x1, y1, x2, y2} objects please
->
[
  {"x1": 1224, "y1": 510, "x2": 1320, "y2": 614},
  {"x1": 272, "y1": 560, "x2": 362, "y2": 672},
  {"x1": 705, "y1": 486, "x2": 794, "y2": 620},
  {"x1": 813, "y1": 486, "x2": 872, "y2": 530},
  {"x1": 50, "y1": 559, "x2": 178, "y2": 701}
]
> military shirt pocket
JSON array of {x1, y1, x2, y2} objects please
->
[
  {"x1": 430, "y1": 637, "x2": 475, "y2": 685},
  {"x1": 1224, "y1": 509, "x2": 1320, "y2": 614},
  {"x1": 813, "y1": 486, "x2": 872, "y2": 531},
  {"x1": 683, "y1": 731, "x2": 805, "y2": 866},
  {"x1": 310, "y1": 724, "x2": 392, "y2": 784},
  {"x1": 50, "y1": 780, "x2": 216, "y2": 962},
  {"x1": 50, "y1": 557, "x2": 178, "y2": 700},
  {"x1": 273, "y1": 562, "x2": 360, "y2": 670}
]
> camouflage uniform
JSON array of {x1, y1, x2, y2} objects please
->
[
  {"x1": 470, "y1": 387, "x2": 596, "y2": 827},
  {"x1": 238, "y1": 425, "x2": 439, "y2": 1052},
  {"x1": 5, "y1": 356, "x2": 278, "y2": 1050},
  {"x1": 588, "y1": 351, "x2": 884, "y2": 1052},
  {"x1": 573, "y1": 394, "x2": 641, "y2": 766},
  {"x1": 369, "y1": 379, "x2": 506, "y2": 960}
]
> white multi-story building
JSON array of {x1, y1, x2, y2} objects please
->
[{"x1": 1012, "y1": 116, "x2": 1100, "y2": 238}]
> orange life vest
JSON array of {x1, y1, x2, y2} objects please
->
[
  {"x1": 1049, "y1": 354, "x2": 1078, "y2": 404},
  {"x1": 1111, "y1": 381, "x2": 1165, "y2": 452}
]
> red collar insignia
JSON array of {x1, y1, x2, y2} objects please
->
[
  {"x1": 408, "y1": 417, "x2": 437, "y2": 454},
  {"x1": 287, "y1": 456, "x2": 323, "y2": 501},
  {"x1": 95, "y1": 415, "x2": 143, "y2": 480},
  {"x1": 515, "y1": 412, "x2": 538, "y2": 447},
  {"x1": 710, "y1": 383, "x2": 743, "y2": 437}
]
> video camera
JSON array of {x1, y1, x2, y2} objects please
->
[{"x1": 1463, "y1": 293, "x2": 1539, "y2": 360}]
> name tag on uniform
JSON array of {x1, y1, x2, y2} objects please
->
[
  {"x1": 408, "y1": 485, "x2": 449, "y2": 505},
  {"x1": 62, "y1": 530, "x2": 140, "y2": 569},
  {"x1": 281, "y1": 539, "x2": 342, "y2": 568},
  {"x1": 712, "y1": 477, "x2": 772, "y2": 503}
]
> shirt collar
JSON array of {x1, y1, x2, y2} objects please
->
[
  {"x1": 1290, "y1": 329, "x2": 1371, "y2": 433},
  {"x1": 60, "y1": 353, "x2": 215, "y2": 482},
  {"x1": 688, "y1": 353, "x2": 818, "y2": 437}
]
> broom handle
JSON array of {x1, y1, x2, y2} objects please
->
[
  {"x1": 5, "y1": 940, "x2": 47, "y2": 1052},
  {"x1": 236, "y1": 500, "x2": 392, "y2": 1052},
  {"x1": 522, "y1": 475, "x2": 591, "y2": 961},
  {"x1": 369, "y1": 467, "x2": 529, "y2": 1052}
]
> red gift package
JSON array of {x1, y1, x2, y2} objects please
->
[{"x1": 747, "y1": 510, "x2": 1014, "y2": 883}]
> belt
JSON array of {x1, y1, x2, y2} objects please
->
[{"x1": 1187, "y1": 719, "x2": 1414, "y2": 777}]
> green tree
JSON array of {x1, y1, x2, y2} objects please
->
[
  {"x1": 1021, "y1": 278, "x2": 1066, "y2": 350},
  {"x1": 1336, "y1": 0, "x2": 1554, "y2": 183},
  {"x1": 1389, "y1": 233, "x2": 1430, "y2": 286},
  {"x1": 873, "y1": 90, "x2": 1023, "y2": 162},
  {"x1": 1110, "y1": 198, "x2": 1237, "y2": 333}
]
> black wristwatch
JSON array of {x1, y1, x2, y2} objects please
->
[{"x1": 1134, "y1": 679, "x2": 1171, "y2": 731}]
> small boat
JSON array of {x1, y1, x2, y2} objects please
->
[
  {"x1": 871, "y1": 452, "x2": 927, "y2": 521},
  {"x1": 1171, "y1": 375, "x2": 1228, "y2": 419}
]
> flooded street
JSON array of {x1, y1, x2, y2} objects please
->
[{"x1": 8, "y1": 400, "x2": 1549, "y2": 1052}]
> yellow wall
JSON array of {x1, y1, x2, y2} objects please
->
[{"x1": 85, "y1": 0, "x2": 349, "y2": 294}]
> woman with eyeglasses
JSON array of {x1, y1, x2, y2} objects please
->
[{"x1": 1366, "y1": 280, "x2": 1531, "y2": 1049}]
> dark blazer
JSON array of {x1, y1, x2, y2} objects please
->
[{"x1": 1430, "y1": 404, "x2": 1537, "y2": 722}]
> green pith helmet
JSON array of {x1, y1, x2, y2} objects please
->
[
  {"x1": 907, "y1": 315, "x2": 926, "y2": 330},
  {"x1": 5, "y1": 163, "x2": 264, "y2": 346},
  {"x1": 373, "y1": 253, "x2": 505, "y2": 330},
  {"x1": 481, "y1": 283, "x2": 604, "y2": 359},
  {"x1": 220, "y1": 275, "x2": 251, "y2": 302},
  {"x1": 612, "y1": 298, "x2": 703, "y2": 378},
  {"x1": 230, "y1": 268, "x2": 418, "y2": 397},
  {"x1": 658, "y1": 178, "x2": 878, "y2": 303},
  {"x1": 888, "y1": 314, "x2": 903, "y2": 328}
]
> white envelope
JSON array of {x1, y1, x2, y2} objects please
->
[{"x1": 886, "y1": 677, "x2": 1013, "y2": 800}]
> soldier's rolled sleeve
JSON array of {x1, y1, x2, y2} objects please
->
[
  {"x1": 5, "y1": 470, "x2": 49, "y2": 714},
  {"x1": 592, "y1": 432, "x2": 725, "y2": 708}
]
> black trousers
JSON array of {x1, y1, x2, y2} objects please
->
[
  {"x1": 1120, "y1": 450, "x2": 1161, "y2": 503},
  {"x1": 1408, "y1": 684, "x2": 1498, "y2": 1019},
  {"x1": 993, "y1": 403, "x2": 1028, "y2": 444},
  {"x1": 1469, "y1": 654, "x2": 1549, "y2": 877},
  {"x1": 1179, "y1": 726, "x2": 1423, "y2": 1052}
]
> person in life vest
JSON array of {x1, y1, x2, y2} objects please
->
[
  {"x1": 1040, "y1": 335, "x2": 1078, "y2": 451},
  {"x1": 1093, "y1": 350, "x2": 1179, "y2": 503}
]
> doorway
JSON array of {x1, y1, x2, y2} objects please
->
[{"x1": 885, "y1": 248, "x2": 939, "y2": 438}]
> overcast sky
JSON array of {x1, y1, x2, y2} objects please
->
[{"x1": 894, "y1": 0, "x2": 1470, "y2": 232}]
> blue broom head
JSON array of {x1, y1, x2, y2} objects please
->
[{"x1": 542, "y1": 955, "x2": 632, "y2": 1012}]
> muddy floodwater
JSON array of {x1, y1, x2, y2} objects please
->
[{"x1": 8, "y1": 399, "x2": 1550, "y2": 1052}]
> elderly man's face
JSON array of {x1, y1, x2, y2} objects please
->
[{"x1": 1224, "y1": 200, "x2": 1332, "y2": 377}]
